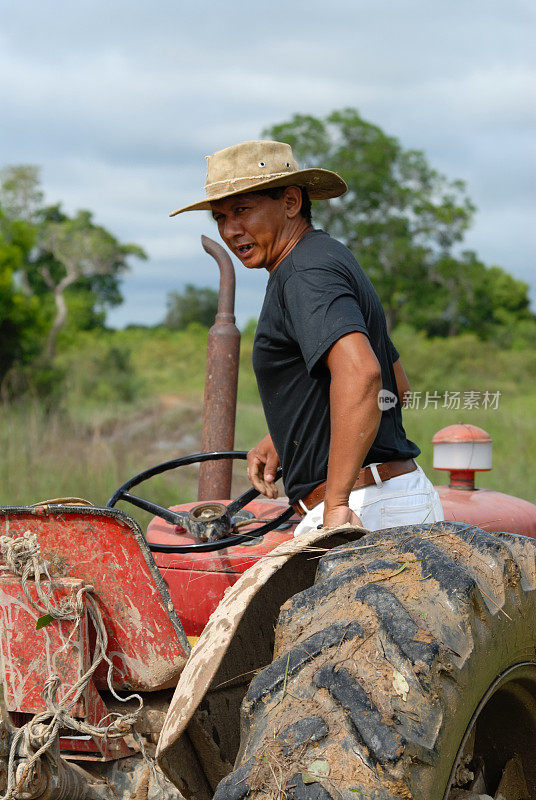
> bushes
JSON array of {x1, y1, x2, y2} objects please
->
[
  {"x1": 56, "y1": 332, "x2": 142, "y2": 417},
  {"x1": 1, "y1": 323, "x2": 535, "y2": 512}
]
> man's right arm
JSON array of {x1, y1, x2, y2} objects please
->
[{"x1": 247, "y1": 433, "x2": 280, "y2": 499}]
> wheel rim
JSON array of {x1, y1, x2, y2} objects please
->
[{"x1": 445, "y1": 661, "x2": 536, "y2": 799}]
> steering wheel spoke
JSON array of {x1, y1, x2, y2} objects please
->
[{"x1": 119, "y1": 493, "x2": 188, "y2": 527}]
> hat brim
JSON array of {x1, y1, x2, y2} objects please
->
[{"x1": 169, "y1": 168, "x2": 347, "y2": 216}]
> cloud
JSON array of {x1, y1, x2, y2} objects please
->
[{"x1": 1, "y1": 0, "x2": 534, "y2": 324}]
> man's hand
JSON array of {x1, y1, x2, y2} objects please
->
[
  {"x1": 323, "y1": 503, "x2": 363, "y2": 529},
  {"x1": 247, "y1": 434, "x2": 280, "y2": 499}
]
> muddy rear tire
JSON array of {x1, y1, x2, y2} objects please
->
[{"x1": 213, "y1": 521, "x2": 536, "y2": 800}]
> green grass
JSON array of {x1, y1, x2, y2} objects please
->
[
  {"x1": 0, "y1": 323, "x2": 534, "y2": 533},
  {"x1": 392, "y1": 326, "x2": 536, "y2": 500},
  {"x1": 403, "y1": 398, "x2": 536, "y2": 499}
]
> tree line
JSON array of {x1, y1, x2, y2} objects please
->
[
  {"x1": 0, "y1": 165, "x2": 145, "y2": 395},
  {"x1": 1, "y1": 108, "x2": 534, "y2": 398},
  {"x1": 263, "y1": 109, "x2": 534, "y2": 339}
]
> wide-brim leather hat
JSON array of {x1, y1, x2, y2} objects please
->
[{"x1": 169, "y1": 140, "x2": 347, "y2": 216}]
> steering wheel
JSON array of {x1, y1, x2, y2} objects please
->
[{"x1": 105, "y1": 450, "x2": 294, "y2": 553}]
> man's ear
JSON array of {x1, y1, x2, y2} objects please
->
[{"x1": 283, "y1": 186, "x2": 303, "y2": 219}]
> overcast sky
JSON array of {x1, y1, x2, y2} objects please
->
[{"x1": 1, "y1": 0, "x2": 534, "y2": 327}]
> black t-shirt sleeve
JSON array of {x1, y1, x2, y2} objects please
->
[
  {"x1": 282, "y1": 265, "x2": 369, "y2": 376},
  {"x1": 389, "y1": 338, "x2": 400, "y2": 362}
]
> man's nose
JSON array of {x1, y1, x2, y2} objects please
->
[{"x1": 223, "y1": 216, "x2": 243, "y2": 239}]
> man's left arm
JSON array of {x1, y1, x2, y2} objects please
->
[{"x1": 323, "y1": 332, "x2": 382, "y2": 528}]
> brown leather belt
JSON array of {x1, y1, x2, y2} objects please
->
[{"x1": 292, "y1": 458, "x2": 417, "y2": 517}]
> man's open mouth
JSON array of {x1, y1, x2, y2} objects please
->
[{"x1": 237, "y1": 243, "x2": 254, "y2": 255}]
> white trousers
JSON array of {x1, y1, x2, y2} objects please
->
[{"x1": 293, "y1": 462, "x2": 444, "y2": 536}]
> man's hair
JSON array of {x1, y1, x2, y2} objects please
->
[{"x1": 252, "y1": 186, "x2": 312, "y2": 224}]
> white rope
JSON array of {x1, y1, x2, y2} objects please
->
[{"x1": 0, "y1": 532, "x2": 158, "y2": 800}]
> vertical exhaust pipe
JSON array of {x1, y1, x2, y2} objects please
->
[{"x1": 197, "y1": 236, "x2": 241, "y2": 500}]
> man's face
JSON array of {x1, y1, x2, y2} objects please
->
[{"x1": 211, "y1": 192, "x2": 289, "y2": 271}]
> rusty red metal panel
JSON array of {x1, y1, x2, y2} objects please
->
[
  {"x1": 147, "y1": 499, "x2": 300, "y2": 635},
  {"x1": 0, "y1": 576, "x2": 88, "y2": 716},
  {"x1": 160, "y1": 570, "x2": 241, "y2": 638},
  {"x1": 0, "y1": 507, "x2": 189, "y2": 691},
  {"x1": 0, "y1": 571, "x2": 132, "y2": 761},
  {"x1": 437, "y1": 486, "x2": 536, "y2": 539},
  {"x1": 59, "y1": 737, "x2": 101, "y2": 755}
]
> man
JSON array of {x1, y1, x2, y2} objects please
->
[{"x1": 170, "y1": 140, "x2": 443, "y2": 532}]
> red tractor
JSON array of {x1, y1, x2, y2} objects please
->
[{"x1": 1, "y1": 239, "x2": 536, "y2": 800}]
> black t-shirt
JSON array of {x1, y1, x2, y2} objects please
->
[{"x1": 252, "y1": 228, "x2": 420, "y2": 505}]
